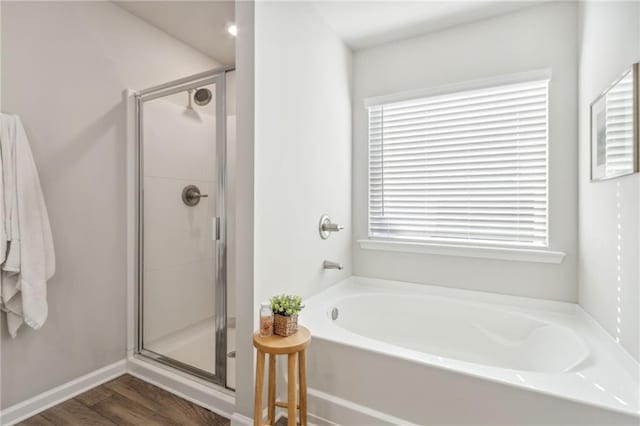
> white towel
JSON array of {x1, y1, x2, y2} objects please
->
[
  {"x1": 0, "y1": 118, "x2": 8, "y2": 265},
  {"x1": 1, "y1": 113, "x2": 20, "y2": 273},
  {"x1": 0, "y1": 114, "x2": 21, "y2": 334},
  {"x1": 0, "y1": 114, "x2": 55, "y2": 337}
]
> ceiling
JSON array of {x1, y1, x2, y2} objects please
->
[
  {"x1": 113, "y1": 1, "x2": 539, "y2": 62},
  {"x1": 308, "y1": 1, "x2": 541, "y2": 50},
  {"x1": 114, "y1": 1, "x2": 235, "y2": 65}
]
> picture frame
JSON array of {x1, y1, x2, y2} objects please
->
[{"x1": 590, "y1": 63, "x2": 639, "y2": 181}]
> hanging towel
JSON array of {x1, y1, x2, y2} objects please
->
[
  {"x1": 0, "y1": 114, "x2": 9, "y2": 265},
  {"x1": 1, "y1": 113, "x2": 19, "y2": 272},
  {"x1": 0, "y1": 114, "x2": 55, "y2": 337}
]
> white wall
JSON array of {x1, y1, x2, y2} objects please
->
[
  {"x1": 254, "y1": 2, "x2": 352, "y2": 305},
  {"x1": 352, "y1": 2, "x2": 579, "y2": 302},
  {"x1": 0, "y1": 3, "x2": 2, "y2": 113},
  {"x1": 231, "y1": 0, "x2": 256, "y2": 420},
  {"x1": 577, "y1": 1, "x2": 640, "y2": 360},
  {"x1": 0, "y1": 1, "x2": 218, "y2": 408}
]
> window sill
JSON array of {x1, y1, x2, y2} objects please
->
[{"x1": 357, "y1": 239, "x2": 566, "y2": 264}]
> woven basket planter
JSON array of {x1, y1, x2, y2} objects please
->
[{"x1": 273, "y1": 314, "x2": 298, "y2": 337}]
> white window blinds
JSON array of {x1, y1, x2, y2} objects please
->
[{"x1": 368, "y1": 79, "x2": 549, "y2": 247}]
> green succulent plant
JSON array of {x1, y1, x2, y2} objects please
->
[{"x1": 270, "y1": 294, "x2": 304, "y2": 317}]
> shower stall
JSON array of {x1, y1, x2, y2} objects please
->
[{"x1": 132, "y1": 67, "x2": 235, "y2": 389}]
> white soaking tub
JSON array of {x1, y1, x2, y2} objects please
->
[{"x1": 300, "y1": 277, "x2": 639, "y2": 425}]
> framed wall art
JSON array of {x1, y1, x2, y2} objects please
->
[{"x1": 590, "y1": 63, "x2": 639, "y2": 181}]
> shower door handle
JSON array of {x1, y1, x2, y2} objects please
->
[{"x1": 214, "y1": 216, "x2": 221, "y2": 241}]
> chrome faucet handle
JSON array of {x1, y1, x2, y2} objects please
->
[
  {"x1": 319, "y1": 214, "x2": 344, "y2": 239},
  {"x1": 322, "y1": 222, "x2": 344, "y2": 232},
  {"x1": 182, "y1": 185, "x2": 208, "y2": 206}
]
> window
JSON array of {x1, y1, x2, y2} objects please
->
[{"x1": 368, "y1": 78, "x2": 549, "y2": 248}]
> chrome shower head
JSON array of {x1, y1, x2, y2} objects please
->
[{"x1": 193, "y1": 88, "x2": 212, "y2": 106}]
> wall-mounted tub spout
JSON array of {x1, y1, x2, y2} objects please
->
[{"x1": 323, "y1": 260, "x2": 343, "y2": 270}]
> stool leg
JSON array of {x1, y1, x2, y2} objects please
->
[
  {"x1": 298, "y1": 349, "x2": 307, "y2": 426},
  {"x1": 268, "y1": 354, "x2": 276, "y2": 425},
  {"x1": 254, "y1": 350, "x2": 265, "y2": 426},
  {"x1": 287, "y1": 353, "x2": 296, "y2": 426}
]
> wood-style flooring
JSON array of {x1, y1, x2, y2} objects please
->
[{"x1": 18, "y1": 374, "x2": 230, "y2": 426}]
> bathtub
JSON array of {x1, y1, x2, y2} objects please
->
[{"x1": 300, "y1": 277, "x2": 639, "y2": 425}]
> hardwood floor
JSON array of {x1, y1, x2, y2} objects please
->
[{"x1": 18, "y1": 375, "x2": 230, "y2": 426}]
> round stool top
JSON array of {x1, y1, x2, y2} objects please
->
[{"x1": 253, "y1": 326, "x2": 311, "y2": 354}]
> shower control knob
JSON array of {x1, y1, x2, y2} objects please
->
[
  {"x1": 323, "y1": 223, "x2": 343, "y2": 232},
  {"x1": 319, "y1": 214, "x2": 344, "y2": 239},
  {"x1": 182, "y1": 185, "x2": 208, "y2": 206}
]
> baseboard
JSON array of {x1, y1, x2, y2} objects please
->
[
  {"x1": 126, "y1": 356, "x2": 234, "y2": 419},
  {"x1": 0, "y1": 357, "x2": 235, "y2": 426},
  {"x1": 0, "y1": 360, "x2": 127, "y2": 426},
  {"x1": 230, "y1": 412, "x2": 253, "y2": 426},
  {"x1": 307, "y1": 387, "x2": 417, "y2": 426},
  {"x1": 307, "y1": 411, "x2": 341, "y2": 426},
  {"x1": 0, "y1": 359, "x2": 396, "y2": 426},
  {"x1": 232, "y1": 412, "x2": 330, "y2": 426},
  {"x1": 241, "y1": 386, "x2": 403, "y2": 426}
]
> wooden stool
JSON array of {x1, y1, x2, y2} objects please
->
[{"x1": 253, "y1": 326, "x2": 311, "y2": 426}]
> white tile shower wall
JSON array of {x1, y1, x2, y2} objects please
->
[
  {"x1": 577, "y1": 1, "x2": 640, "y2": 360},
  {"x1": 143, "y1": 98, "x2": 217, "y2": 182},
  {"x1": 352, "y1": 2, "x2": 579, "y2": 302},
  {"x1": 0, "y1": 1, "x2": 219, "y2": 408},
  {"x1": 254, "y1": 2, "x2": 353, "y2": 305},
  {"x1": 142, "y1": 99, "x2": 217, "y2": 343}
]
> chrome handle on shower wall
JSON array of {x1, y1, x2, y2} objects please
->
[
  {"x1": 322, "y1": 222, "x2": 343, "y2": 232},
  {"x1": 319, "y1": 214, "x2": 344, "y2": 239},
  {"x1": 182, "y1": 185, "x2": 208, "y2": 206}
]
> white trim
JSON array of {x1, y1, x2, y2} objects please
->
[
  {"x1": 0, "y1": 357, "x2": 427, "y2": 426},
  {"x1": 307, "y1": 413, "x2": 340, "y2": 426},
  {"x1": 230, "y1": 412, "x2": 253, "y2": 426},
  {"x1": 231, "y1": 412, "x2": 330, "y2": 426},
  {"x1": 0, "y1": 356, "x2": 236, "y2": 425},
  {"x1": 124, "y1": 89, "x2": 137, "y2": 357},
  {"x1": 126, "y1": 357, "x2": 234, "y2": 419},
  {"x1": 307, "y1": 387, "x2": 417, "y2": 426},
  {"x1": 363, "y1": 68, "x2": 552, "y2": 108},
  {"x1": 358, "y1": 239, "x2": 566, "y2": 264},
  {"x1": 0, "y1": 360, "x2": 127, "y2": 426},
  {"x1": 229, "y1": 392, "x2": 363, "y2": 426}
]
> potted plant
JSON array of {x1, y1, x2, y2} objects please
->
[{"x1": 270, "y1": 294, "x2": 304, "y2": 337}]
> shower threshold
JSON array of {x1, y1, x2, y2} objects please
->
[{"x1": 142, "y1": 317, "x2": 236, "y2": 390}]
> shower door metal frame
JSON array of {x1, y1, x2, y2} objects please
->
[{"x1": 133, "y1": 66, "x2": 233, "y2": 388}]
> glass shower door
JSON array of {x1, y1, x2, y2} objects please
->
[{"x1": 136, "y1": 71, "x2": 227, "y2": 386}]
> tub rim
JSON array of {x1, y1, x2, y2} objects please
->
[{"x1": 301, "y1": 276, "x2": 640, "y2": 419}]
